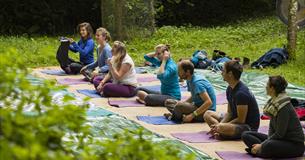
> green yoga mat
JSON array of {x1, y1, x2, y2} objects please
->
[{"x1": 195, "y1": 69, "x2": 305, "y2": 107}]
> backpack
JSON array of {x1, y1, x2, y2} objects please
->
[{"x1": 191, "y1": 50, "x2": 212, "y2": 69}]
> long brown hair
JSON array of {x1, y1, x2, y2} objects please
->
[
  {"x1": 77, "y1": 22, "x2": 93, "y2": 39},
  {"x1": 113, "y1": 41, "x2": 127, "y2": 70}
]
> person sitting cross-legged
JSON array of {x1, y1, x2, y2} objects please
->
[
  {"x1": 203, "y1": 60, "x2": 260, "y2": 140},
  {"x1": 241, "y1": 76, "x2": 304, "y2": 158},
  {"x1": 136, "y1": 44, "x2": 181, "y2": 106},
  {"x1": 164, "y1": 60, "x2": 216, "y2": 123}
]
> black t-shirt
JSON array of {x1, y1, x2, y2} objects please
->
[{"x1": 226, "y1": 81, "x2": 260, "y2": 130}]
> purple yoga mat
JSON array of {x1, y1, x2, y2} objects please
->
[
  {"x1": 57, "y1": 78, "x2": 89, "y2": 85},
  {"x1": 108, "y1": 99, "x2": 145, "y2": 108},
  {"x1": 137, "y1": 76, "x2": 158, "y2": 82},
  {"x1": 216, "y1": 92, "x2": 227, "y2": 105},
  {"x1": 171, "y1": 131, "x2": 219, "y2": 143},
  {"x1": 215, "y1": 151, "x2": 263, "y2": 160}
]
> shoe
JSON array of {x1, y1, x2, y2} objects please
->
[
  {"x1": 242, "y1": 57, "x2": 250, "y2": 69},
  {"x1": 59, "y1": 37, "x2": 69, "y2": 42}
]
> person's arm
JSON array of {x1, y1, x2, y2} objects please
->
[
  {"x1": 108, "y1": 61, "x2": 131, "y2": 81},
  {"x1": 100, "y1": 49, "x2": 112, "y2": 73},
  {"x1": 220, "y1": 104, "x2": 232, "y2": 123},
  {"x1": 229, "y1": 105, "x2": 248, "y2": 124},
  {"x1": 85, "y1": 61, "x2": 98, "y2": 70},
  {"x1": 267, "y1": 107, "x2": 289, "y2": 140},
  {"x1": 183, "y1": 84, "x2": 212, "y2": 123},
  {"x1": 70, "y1": 39, "x2": 94, "y2": 57},
  {"x1": 144, "y1": 53, "x2": 161, "y2": 66}
]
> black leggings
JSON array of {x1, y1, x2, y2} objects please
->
[
  {"x1": 56, "y1": 41, "x2": 84, "y2": 74},
  {"x1": 242, "y1": 131, "x2": 304, "y2": 158}
]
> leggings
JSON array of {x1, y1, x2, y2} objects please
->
[
  {"x1": 101, "y1": 83, "x2": 136, "y2": 97},
  {"x1": 56, "y1": 41, "x2": 84, "y2": 74},
  {"x1": 242, "y1": 131, "x2": 305, "y2": 158},
  {"x1": 165, "y1": 99, "x2": 204, "y2": 122},
  {"x1": 136, "y1": 87, "x2": 174, "y2": 106}
]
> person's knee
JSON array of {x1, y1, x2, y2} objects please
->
[
  {"x1": 203, "y1": 110, "x2": 214, "y2": 121},
  {"x1": 136, "y1": 90, "x2": 147, "y2": 99},
  {"x1": 241, "y1": 131, "x2": 252, "y2": 141},
  {"x1": 102, "y1": 84, "x2": 112, "y2": 96}
]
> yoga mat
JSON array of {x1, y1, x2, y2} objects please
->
[
  {"x1": 137, "y1": 76, "x2": 158, "y2": 82},
  {"x1": 108, "y1": 99, "x2": 145, "y2": 108},
  {"x1": 86, "y1": 108, "x2": 114, "y2": 117},
  {"x1": 216, "y1": 92, "x2": 227, "y2": 105},
  {"x1": 57, "y1": 78, "x2": 89, "y2": 85},
  {"x1": 142, "y1": 85, "x2": 188, "y2": 92},
  {"x1": 40, "y1": 69, "x2": 67, "y2": 76},
  {"x1": 136, "y1": 116, "x2": 177, "y2": 125},
  {"x1": 215, "y1": 151, "x2": 263, "y2": 160},
  {"x1": 171, "y1": 131, "x2": 219, "y2": 143},
  {"x1": 77, "y1": 89, "x2": 102, "y2": 98}
]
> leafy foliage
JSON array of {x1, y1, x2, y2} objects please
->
[{"x1": 0, "y1": 50, "x2": 196, "y2": 159}]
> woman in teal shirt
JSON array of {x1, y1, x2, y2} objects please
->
[{"x1": 136, "y1": 44, "x2": 181, "y2": 106}]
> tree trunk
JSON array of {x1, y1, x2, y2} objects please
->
[
  {"x1": 100, "y1": 0, "x2": 105, "y2": 27},
  {"x1": 148, "y1": 0, "x2": 156, "y2": 33},
  {"x1": 114, "y1": 0, "x2": 124, "y2": 41},
  {"x1": 287, "y1": 0, "x2": 298, "y2": 60}
]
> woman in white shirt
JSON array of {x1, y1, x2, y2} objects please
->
[{"x1": 96, "y1": 41, "x2": 137, "y2": 97}]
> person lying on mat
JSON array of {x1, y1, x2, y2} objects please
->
[
  {"x1": 96, "y1": 41, "x2": 137, "y2": 97},
  {"x1": 164, "y1": 60, "x2": 216, "y2": 123},
  {"x1": 136, "y1": 44, "x2": 181, "y2": 106},
  {"x1": 241, "y1": 76, "x2": 304, "y2": 158},
  {"x1": 203, "y1": 60, "x2": 260, "y2": 140},
  {"x1": 56, "y1": 22, "x2": 94, "y2": 74},
  {"x1": 80, "y1": 27, "x2": 112, "y2": 83}
]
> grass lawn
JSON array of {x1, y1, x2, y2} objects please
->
[{"x1": 1, "y1": 16, "x2": 304, "y2": 86}]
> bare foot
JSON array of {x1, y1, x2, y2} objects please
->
[{"x1": 136, "y1": 98, "x2": 145, "y2": 104}]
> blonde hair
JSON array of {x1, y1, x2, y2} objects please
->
[
  {"x1": 96, "y1": 27, "x2": 111, "y2": 42},
  {"x1": 155, "y1": 44, "x2": 170, "y2": 54},
  {"x1": 113, "y1": 41, "x2": 127, "y2": 69}
]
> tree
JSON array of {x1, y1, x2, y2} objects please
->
[{"x1": 287, "y1": 0, "x2": 298, "y2": 60}]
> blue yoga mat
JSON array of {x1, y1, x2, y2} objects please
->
[
  {"x1": 136, "y1": 116, "x2": 177, "y2": 125},
  {"x1": 86, "y1": 108, "x2": 113, "y2": 117},
  {"x1": 40, "y1": 69, "x2": 67, "y2": 76},
  {"x1": 77, "y1": 89, "x2": 103, "y2": 98}
]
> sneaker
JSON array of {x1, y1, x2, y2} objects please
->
[{"x1": 59, "y1": 37, "x2": 69, "y2": 42}]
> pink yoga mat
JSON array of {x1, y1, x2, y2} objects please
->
[
  {"x1": 57, "y1": 78, "x2": 89, "y2": 85},
  {"x1": 137, "y1": 76, "x2": 158, "y2": 82},
  {"x1": 215, "y1": 151, "x2": 263, "y2": 160},
  {"x1": 108, "y1": 99, "x2": 145, "y2": 108},
  {"x1": 216, "y1": 92, "x2": 227, "y2": 105},
  {"x1": 171, "y1": 131, "x2": 219, "y2": 143}
]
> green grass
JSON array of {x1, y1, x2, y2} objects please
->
[{"x1": 1, "y1": 16, "x2": 304, "y2": 86}]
